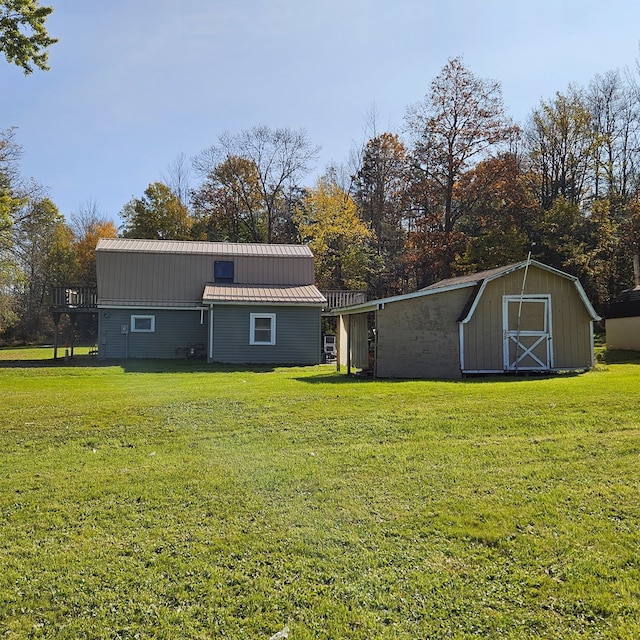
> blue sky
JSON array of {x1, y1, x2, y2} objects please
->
[{"x1": 2, "y1": 0, "x2": 640, "y2": 225}]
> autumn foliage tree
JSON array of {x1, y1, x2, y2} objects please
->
[
  {"x1": 454, "y1": 153, "x2": 540, "y2": 272},
  {"x1": 405, "y1": 57, "x2": 517, "y2": 283},
  {"x1": 193, "y1": 126, "x2": 319, "y2": 243},
  {"x1": 295, "y1": 175, "x2": 378, "y2": 290},
  {"x1": 69, "y1": 202, "x2": 118, "y2": 286},
  {"x1": 120, "y1": 182, "x2": 191, "y2": 240},
  {"x1": 190, "y1": 155, "x2": 266, "y2": 242}
]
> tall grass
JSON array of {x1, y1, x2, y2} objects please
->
[{"x1": 1, "y1": 348, "x2": 639, "y2": 638}]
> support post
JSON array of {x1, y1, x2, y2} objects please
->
[
  {"x1": 70, "y1": 315, "x2": 77, "y2": 358},
  {"x1": 52, "y1": 312, "x2": 61, "y2": 360},
  {"x1": 346, "y1": 315, "x2": 352, "y2": 375}
]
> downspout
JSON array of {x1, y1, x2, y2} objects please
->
[
  {"x1": 373, "y1": 308, "x2": 378, "y2": 378},
  {"x1": 208, "y1": 305, "x2": 214, "y2": 362}
]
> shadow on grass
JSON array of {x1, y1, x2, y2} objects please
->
[
  {"x1": 0, "y1": 354, "x2": 111, "y2": 368},
  {"x1": 0, "y1": 354, "x2": 276, "y2": 373},
  {"x1": 120, "y1": 360, "x2": 275, "y2": 374},
  {"x1": 599, "y1": 349, "x2": 640, "y2": 365},
  {"x1": 295, "y1": 369, "x2": 588, "y2": 385}
]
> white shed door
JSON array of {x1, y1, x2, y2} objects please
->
[{"x1": 503, "y1": 296, "x2": 552, "y2": 371}]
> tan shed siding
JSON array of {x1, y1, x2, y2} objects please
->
[
  {"x1": 376, "y1": 289, "x2": 468, "y2": 379},
  {"x1": 463, "y1": 293, "x2": 502, "y2": 371},
  {"x1": 606, "y1": 317, "x2": 640, "y2": 350},
  {"x1": 464, "y1": 265, "x2": 594, "y2": 371}
]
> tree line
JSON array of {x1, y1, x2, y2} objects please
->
[
  {"x1": 3, "y1": 55, "x2": 640, "y2": 344},
  {"x1": 120, "y1": 58, "x2": 640, "y2": 308}
]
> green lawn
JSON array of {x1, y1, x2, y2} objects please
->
[{"x1": 1, "y1": 348, "x2": 639, "y2": 639}]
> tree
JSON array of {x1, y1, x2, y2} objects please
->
[
  {"x1": 524, "y1": 87, "x2": 596, "y2": 210},
  {"x1": 190, "y1": 155, "x2": 266, "y2": 242},
  {"x1": 11, "y1": 197, "x2": 65, "y2": 340},
  {"x1": 0, "y1": 127, "x2": 25, "y2": 235},
  {"x1": 162, "y1": 153, "x2": 191, "y2": 208},
  {"x1": 193, "y1": 126, "x2": 320, "y2": 243},
  {"x1": 0, "y1": 128, "x2": 26, "y2": 334},
  {"x1": 120, "y1": 182, "x2": 191, "y2": 240},
  {"x1": 586, "y1": 70, "x2": 640, "y2": 213},
  {"x1": 0, "y1": 0, "x2": 57, "y2": 74},
  {"x1": 295, "y1": 175, "x2": 378, "y2": 290},
  {"x1": 454, "y1": 153, "x2": 540, "y2": 272},
  {"x1": 69, "y1": 200, "x2": 118, "y2": 286},
  {"x1": 405, "y1": 57, "x2": 516, "y2": 280},
  {"x1": 352, "y1": 132, "x2": 409, "y2": 296},
  {"x1": 406, "y1": 57, "x2": 516, "y2": 232}
]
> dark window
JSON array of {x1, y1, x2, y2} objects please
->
[{"x1": 214, "y1": 260, "x2": 234, "y2": 282}]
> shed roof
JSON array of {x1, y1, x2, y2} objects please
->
[
  {"x1": 335, "y1": 259, "x2": 600, "y2": 320},
  {"x1": 203, "y1": 283, "x2": 326, "y2": 306},
  {"x1": 606, "y1": 286, "x2": 640, "y2": 319},
  {"x1": 96, "y1": 238, "x2": 313, "y2": 257}
]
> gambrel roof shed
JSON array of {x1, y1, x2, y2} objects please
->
[{"x1": 335, "y1": 260, "x2": 600, "y2": 379}]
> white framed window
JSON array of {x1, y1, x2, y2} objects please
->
[
  {"x1": 250, "y1": 313, "x2": 276, "y2": 345},
  {"x1": 131, "y1": 315, "x2": 155, "y2": 333}
]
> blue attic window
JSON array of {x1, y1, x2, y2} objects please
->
[{"x1": 214, "y1": 260, "x2": 234, "y2": 283}]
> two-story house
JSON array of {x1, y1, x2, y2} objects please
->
[{"x1": 95, "y1": 238, "x2": 326, "y2": 364}]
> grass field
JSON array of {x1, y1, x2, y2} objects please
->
[{"x1": 1, "y1": 347, "x2": 639, "y2": 639}]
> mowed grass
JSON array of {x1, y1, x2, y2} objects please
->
[{"x1": 1, "y1": 348, "x2": 639, "y2": 639}]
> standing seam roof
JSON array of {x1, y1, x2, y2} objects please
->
[
  {"x1": 96, "y1": 238, "x2": 313, "y2": 257},
  {"x1": 202, "y1": 283, "x2": 326, "y2": 305}
]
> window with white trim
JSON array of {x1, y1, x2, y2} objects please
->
[
  {"x1": 131, "y1": 315, "x2": 155, "y2": 332},
  {"x1": 250, "y1": 313, "x2": 276, "y2": 345}
]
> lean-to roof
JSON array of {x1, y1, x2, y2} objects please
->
[{"x1": 203, "y1": 283, "x2": 326, "y2": 305}]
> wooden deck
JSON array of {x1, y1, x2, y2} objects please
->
[
  {"x1": 50, "y1": 287, "x2": 98, "y2": 360},
  {"x1": 51, "y1": 287, "x2": 98, "y2": 312},
  {"x1": 321, "y1": 290, "x2": 367, "y2": 315}
]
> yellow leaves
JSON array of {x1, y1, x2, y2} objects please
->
[{"x1": 295, "y1": 177, "x2": 372, "y2": 246}]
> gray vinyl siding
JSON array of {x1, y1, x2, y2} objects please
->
[
  {"x1": 98, "y1": 308, "x2": 208, "y2": 359},
  {"x1": 211, "y1": 305, "x2": 321, "y2": 365}
]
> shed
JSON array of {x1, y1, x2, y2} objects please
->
[
  {"x1": 335, "y1": 260, "x2": 600, "y2": 379},
  {"x1": 95, "y1": 238, "x2": 326, "y2": 364},
  {"x1": 605, "y1": 255, "x2": 640, "y2": 351}
]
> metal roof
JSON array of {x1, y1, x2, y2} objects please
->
[
  {"x1": 96, "y1": 238, "x2": 313, "y2": 257},
  {"x1": 606, "y1": 285, "x2": 640, "y2": 318},
  {"x1": 334, "y1": 260, "x2": 600, "y2": 321},
  {"x1": 202, "y1": 283, "x2": 326, "y2": 305},
  {"x1": 419, "y1": 263, "x2": 525, "y2": 292}
]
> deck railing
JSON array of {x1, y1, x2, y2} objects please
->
[
  {"x1": 321, "y1": 290, "x2": 367, "y2": 311},
  {"x1": 51, "y1": 287, "x2": 97, "y2": 309}
]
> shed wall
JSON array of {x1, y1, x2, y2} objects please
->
[
  {"x1": 98, "y1": 308, "x2": 208, "y2": 359},
  {"x1": 211, "y1": 305, "x2": 321, "y2": 365},
  {"x1": 463, "y1": 266, "x2": 594, "y2": 371},
  {"x1": 376, "y1": 288, "x2": 469, "y2": 379},
  {"x1": 606, "y1": 317, "x2": 640, "y2": 350}
]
